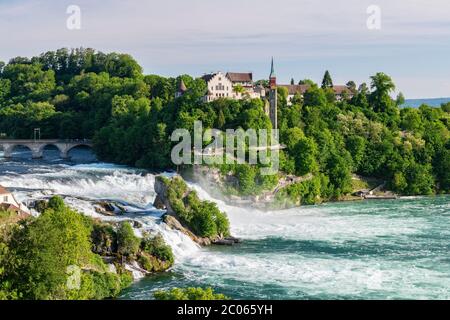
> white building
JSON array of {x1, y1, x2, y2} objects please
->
[
  {"x1": 202, "y1": 72, "x2": 234, "y2": 102},
  {"x1": 226, "y1": 72, "x2": 265, "y2": 99},
  {"x1": 201, "y1": 71, "x2": 265, "y2": 102},
  {"x1": 0, "y1": 185, "x2": 30, "y2": 216}
]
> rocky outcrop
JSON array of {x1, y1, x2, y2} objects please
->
[
  {"x1": 163, "y1": 214, "x2": 211, "y2": 246},
  {"x1": 94, "y1": 201, "x2": 116, "y2": 216},
  {"x1": 153, "y1": 176, "x2": 180, "y2": 215},
  {"x1": 154, "y1": 175, "x2": 237, "y2": 246}
]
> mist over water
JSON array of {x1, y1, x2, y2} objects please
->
[{"x1": 1, "y1": 149, "x2": 449, "y2": 299}]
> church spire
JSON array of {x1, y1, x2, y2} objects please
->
[
  {"x1": 269, "y1": 57, "x2": 275, "y2": 78},
  {"x1": 269, "y1": 57, "x2": 277, "y2": 89},
  {"x1": 268, "y1": 57, "x2": 277, "y2": 130}
]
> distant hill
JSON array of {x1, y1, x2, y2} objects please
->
[{"x1": 402, "y1": 98, "x2": 450, "y2": 108}]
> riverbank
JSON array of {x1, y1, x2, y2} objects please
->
[{"x1": 183, "y1": 165, "x2": 403, "y2": 210}]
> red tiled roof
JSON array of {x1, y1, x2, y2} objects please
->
[
  {"x1": 226, "y1": 72, "x2": 253, "y2": 83},
  {"x1": 278, "y1": 84, "x2": 310, "y2": 95},
  {"x1": 333, "y1": 85, "x2": 351, "y2": 95}
]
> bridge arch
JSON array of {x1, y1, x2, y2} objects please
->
[
  {"x1": 0, "y1": 140, "x2": 93, "y2": 160},
  {"x1": 38, "y1": 144, "x2": 62, "y2": 159},
  {"x1": 59, "y1": 143, "x2": 94, "y2": 159},
  {"x1": 2, "y1": 144, "x2": 35, "y2": 158}
]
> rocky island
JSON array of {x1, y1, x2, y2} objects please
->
[{"x1": 154, "y1": 175, "x2": 239, "y2": 246}]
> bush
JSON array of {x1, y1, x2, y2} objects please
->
[
  {"x1": 117, "y1": 222, "x2": 140, "y2": 258},
  {"x1": 141, "y1": 234, "x2": 174, "y2": 264},
  {"x1": 91, "y1": 222, "x2": 117, "y2": 255},
  {"x1": 154, "y1": 287, "x2": 229, "y2": 300}
]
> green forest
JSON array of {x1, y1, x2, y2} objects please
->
[{"x1": 0, "y1": 48, "x2": 449, "y2": 201}]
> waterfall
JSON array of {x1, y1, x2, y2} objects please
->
[{"x1": 0, "y1": 162, "x2": 200, "y2": 261}]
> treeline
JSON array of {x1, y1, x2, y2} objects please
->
[
  {"x1": 0, "y1": 48, "x2": 449, "y2": 198},
  {"x1": 275, "y1": 75, "x2": 449, "y2": 200}
]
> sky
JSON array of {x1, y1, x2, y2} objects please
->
[{"x1": 0, "y1": 0, "x2": 449, "y2": 98}]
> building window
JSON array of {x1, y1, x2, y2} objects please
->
[{"x1": 3, "y1": 196, "x2": 8, "y2": 202}]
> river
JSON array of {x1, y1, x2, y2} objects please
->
[{"x1": 1, "y1": 147, "x2": 449, "y2": 300}]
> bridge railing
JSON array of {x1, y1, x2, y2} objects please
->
[{"x1": 0, "y1": 138, "x2": 92, "y2": 143}]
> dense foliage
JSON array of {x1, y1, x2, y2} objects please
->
[
  {"x1": 91, "y1": 220, "x2": 174, "y2": 272},
  {"x1": 0, "y1": 48, "x2": 448, "y2": 201},
  {"x1": 159, "y1": 176, "x2": 230, "y2": 238},
  {"x1": 0, "y1": 197, "x2": 174, "y2": 300},
  {"x1": 0, "y1": 197, "x2": 132, "y2": 300},
  {"x1": 154, "y1": 287, "x2": 229, "y2": 300}
]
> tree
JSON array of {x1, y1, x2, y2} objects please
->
[
  {"x1": 232, "y1": 84, "x2": 245, "y2": 96},
  {"x1": 403, "y1": 163, "x2": 434, "y2": 195},
  {"x1": 303, "y1": 85, "x2": 326, "y2": 107},
  {"x1": 321, "y1": 70, "x2": 333, "y2": 89},
  {"x1": 2, "y1": 63, "x2": 56, "y2": 101},
  {"x1": 396, "y1": 92, "x2": 405, "y2": 106},
  {"x1": 326, "y1": 152, "x2": 353, "y2": 197},
  {"x1": 3, "y1": 199, "x2": 97, "y2": 299},
  {"x1": 346, "y1": 81, "x2": 357, "y2": 93},
  {"x1": 369, "y1": 72, "x2": 396, "y2": 112},
  {"x1": 346, "y1": 135, "x2": 366, "y2": 170},
  {"x1": 298, "y1": 79, "x2": 315, "y2": 86},
  {"x1": 117, "y1": 222, "x2": 140, "y2": 258},
  {"x1": 290, "y1": 78, "x2": 295, "y2": 85},
  {"x1": 293, "y1": 137, "x2": 318, "y2": 176}
]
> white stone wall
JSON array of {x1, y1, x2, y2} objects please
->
[
  {"x1": 204, "y1": 72, "x2": 234, "y2": 102},
  {"x1": 0, "y1": 192, "x2": 21, "y2": 208}
]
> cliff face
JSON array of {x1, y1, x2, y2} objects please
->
[
  {"x1": 153, "y1": 175, "x2": 239, "y2": 246},
  {"x1": 153, "y1": 175, "x2": 179, "y2": 216}
]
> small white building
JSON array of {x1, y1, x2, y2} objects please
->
[
  {"x1": 226, "y1": 72, "x2": 265, "y2": 99},
  {"x1": 0, "y1": 185, "x2": 30, "y2": 216}
]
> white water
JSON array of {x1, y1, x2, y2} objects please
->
[
  {"x1": 191, "y1": 184, "x2": 423, "y2": 243},
  {"x1": 1, "y1": 158, "x2": 449, "y2": 299},
  {"x1": 0, "y1": 162, "x2": 200, "y2": 260}
]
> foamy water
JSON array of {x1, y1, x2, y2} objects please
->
[{"x1": 1, "y1": 153, "x2": 449, "y2": 299}]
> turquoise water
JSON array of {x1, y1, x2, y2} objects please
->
[
  {"x1": 1, "y1": 154, "x2": 448, "y2": 300},
  {"x1": 121, "y1": 196, "x2": 450, "y2": 300}
]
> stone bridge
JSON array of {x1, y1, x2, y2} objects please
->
[{"x1": 0, "y1": 139, "x2": 93, "y2": 159}]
